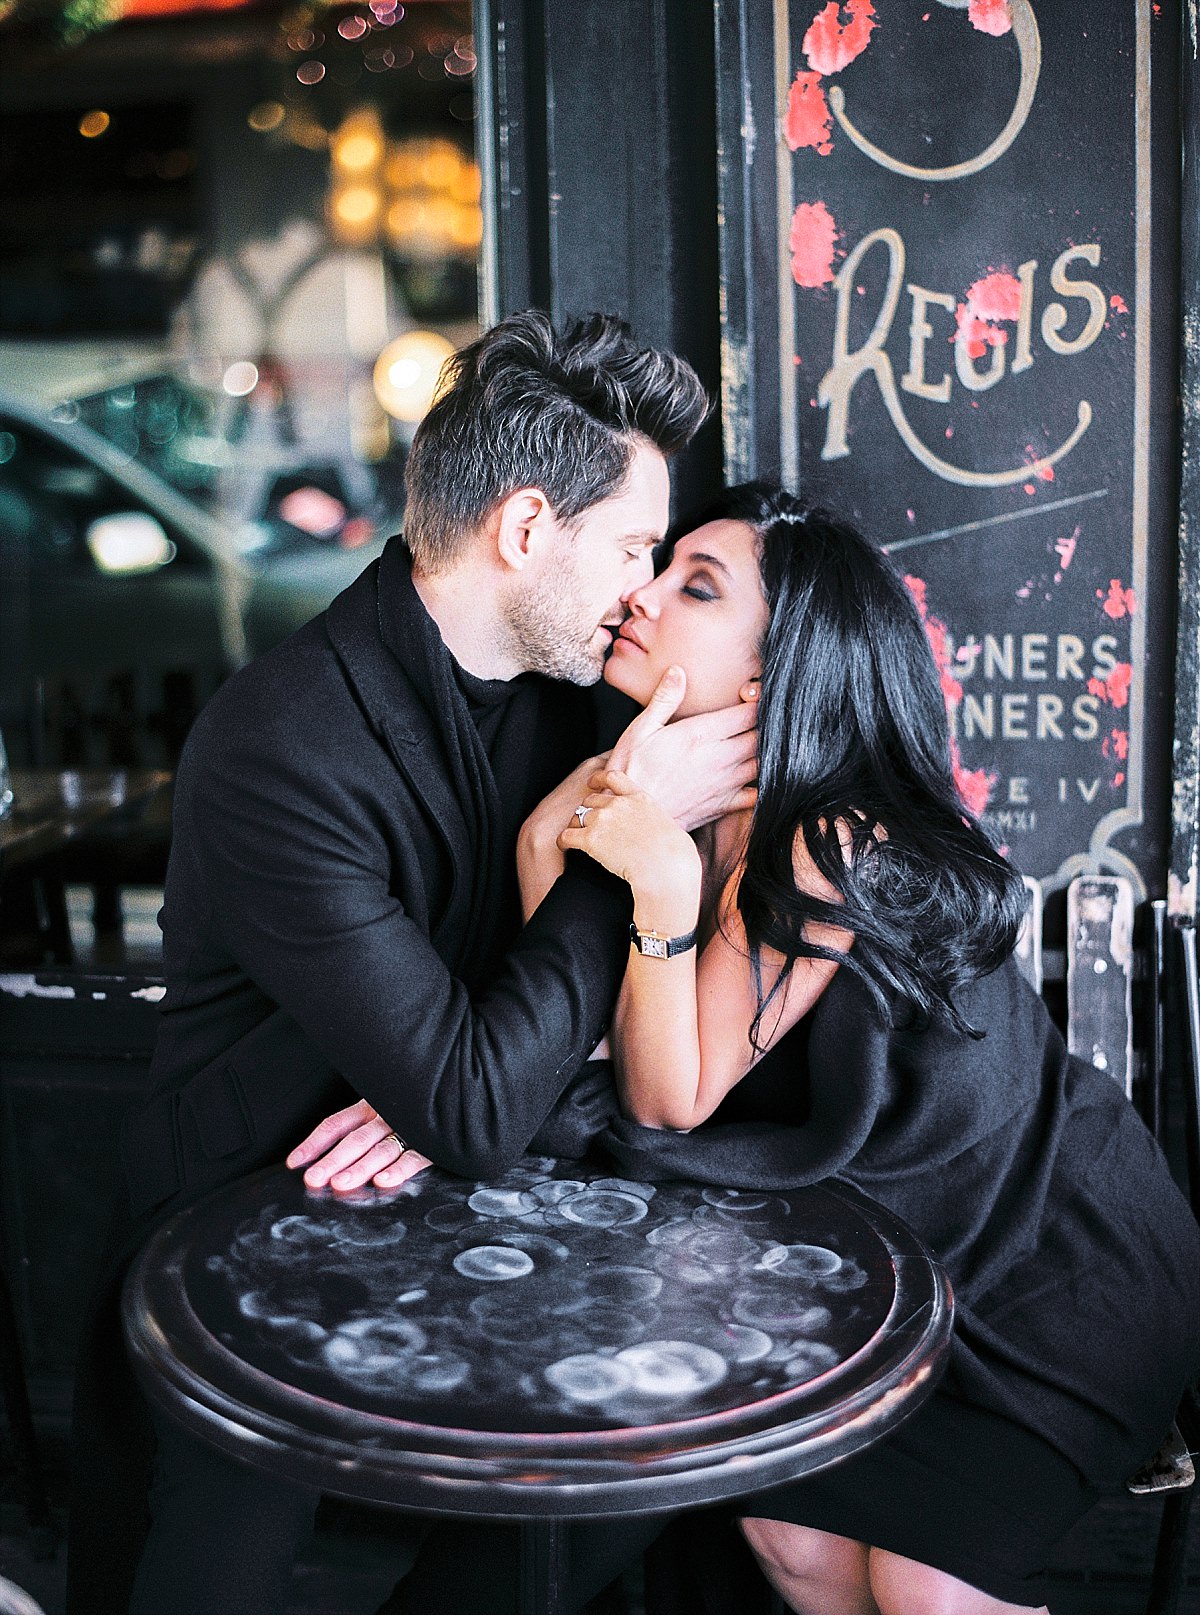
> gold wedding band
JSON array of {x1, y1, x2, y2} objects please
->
[
  {"x1": 574, "y1": 805, "x2": 590, "y2": 827},
  {"x1": 384, "y1": 1131, "x2": 407, "y2": 1154}
]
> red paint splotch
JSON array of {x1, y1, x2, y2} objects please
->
[
  {"x1": 785, "y1": 70, "x2": 834, "y2": 154},
  {"x1": 954, "y1": 270, "x2": 1021, "y2": 359},
  {"x1": 803, "y1": 0, "x2": 877, "y2": 75},
  {"x1": 1102, "y1": 729, "x2": 1130, "y2": 763},
  {"x1": 1109, "y1": 292, "x2": 1129, "y2": 314},
  {"x1": 967, "y1": 271, "x2": 1021, "y2": 321},
  {"x1": 968, "y1": 0, "x2": 1011, "y2": 37},
  {"x1": 1022, "y1": 444, "x2": 1055, "y2": 483},
  {"x1": 1089, "y1": 664, "x2": 1133, "y2": 710},
  {"x1": 904, "y1": 574, "x2": 995, "y2": 816},
  {"x1": 1099, "y1": 578, "x2": 1137, "y2": 620},
  {"x1": 789, "y1": 200, "x2": 839, "y2": 288}
]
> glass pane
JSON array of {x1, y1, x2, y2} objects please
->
[{"x1": 0, "y1": 0, "x2": 481, "y2": 767}]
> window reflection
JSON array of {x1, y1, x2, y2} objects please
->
[{"x1": 0, "y1": 0, "x2": 480, "y2": 772}]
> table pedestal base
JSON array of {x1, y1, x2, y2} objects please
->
[{"x1": 520, "y1": 1519, "x2": 571, "y2": 1615}]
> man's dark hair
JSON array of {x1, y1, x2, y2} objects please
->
[{"x1": 403, "y1": 309, "x2": 709, "y2": 571}]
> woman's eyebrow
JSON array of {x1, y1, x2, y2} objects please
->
[{"x1": 684, "y1": 550, "x2": 733, "y2": 579}]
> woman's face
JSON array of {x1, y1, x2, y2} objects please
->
[{"x1": 603, "y1": 518, "x2": 769, "y2": 717}]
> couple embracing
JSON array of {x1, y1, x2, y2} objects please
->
[{"x1": 70, "y1": 311, "x2": 1200, "y2": 1615}]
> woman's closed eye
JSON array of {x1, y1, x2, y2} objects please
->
[{"x1": 683, "y1": 581, "x2": 718, "y2": 601}]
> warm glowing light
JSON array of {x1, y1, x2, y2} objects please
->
[
  {"x1": 338, "y1": 134, "x2": 381, "y2": 171},
  {"x1": 385, "y1": 147, "x2": 422, "y2": 189},
  {"x1": 420, "y1": 142, "x2": 460, "y2": 188},
  {"x1": 79, "y1": 110, "x2": 111, "y2": 139},
  {"x1": 222, "y1": 361, "x2": 259, "y2": 397},
  {"x1": 372, "y1": 330, "x2": 454, "y2": 423},
  {"x1": 449, "y1": 164, "x2": 482, "y2": 204},
  {"x1": 337, "y1": 14, "x2": 366, "y2": 37},
  {"x1": 448, "y1": 204, "x2": 483, "y2": 250},
  {"x1": 385, "y1": 197, "x2": 425, "y2": 242},
  {"x1": 248, "y1": 101, "x2": 285, "y2": 132},
  {"x1": 334, "y1": 186, "x2": 381, "y2": 226}
]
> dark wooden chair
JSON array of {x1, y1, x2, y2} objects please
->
[{"x1": 1034, "y1": 876, "x2": 1198, "y2": 1615}]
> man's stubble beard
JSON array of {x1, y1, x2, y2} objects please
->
[{"x1": 500, "y1": 568, "x2": 609, "y2": 686}]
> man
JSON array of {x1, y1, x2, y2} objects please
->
[{"x1": 67, "y1": 310, "x2": 756, "y2": 1615}]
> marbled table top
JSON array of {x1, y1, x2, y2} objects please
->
[{"x1": 125, "y1": 1158, "x2": 951, "y2": 1513}]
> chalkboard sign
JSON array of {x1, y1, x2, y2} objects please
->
[{"x1": 716, "y1": 0, "x2": 1180, "y2": 895}]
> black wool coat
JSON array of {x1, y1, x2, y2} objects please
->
[
  {"x1": 541, "y1": 958, "x2": 1200, "y2": 1489},
  {"x1": 66, "y1": 539, "x2": 633, "y2": 1615},
  {"x1": 123, "y1": 537, "x2": 633, "y2": 1219}
]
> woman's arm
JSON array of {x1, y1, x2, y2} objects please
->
[
  {"x1": 561, "y1": 771, "x2": 853, "y2": 1130},
  {"x1": 516, "y1": 753, "x2": 609, "y2": 920}
]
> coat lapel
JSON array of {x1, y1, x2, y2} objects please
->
[{"x1": 323, "y1": 548, "x2": 473, "y2": 955}]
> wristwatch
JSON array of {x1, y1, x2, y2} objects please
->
[{"x1": 629, "y1": 921, "x2": 698, "y2": 959}]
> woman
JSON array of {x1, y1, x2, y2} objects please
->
[{"x1": 515, "y1": 482, "x2": 1200, "y2": 1615}]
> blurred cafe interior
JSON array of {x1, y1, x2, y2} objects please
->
[{"x1": 0, "y1": 0, "x2": 1198, "y2": 1610}]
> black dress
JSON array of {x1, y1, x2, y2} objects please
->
[{"x1": 553, "y1": 957, "x2": 1200, "y2": 1606}]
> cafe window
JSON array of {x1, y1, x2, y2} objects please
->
[
  {"x1": 1, "y1": 0, "x2": 478, "y2": 765},
  {"x1": 0, "y1": 0, "x2": 482, "y2": 962}
]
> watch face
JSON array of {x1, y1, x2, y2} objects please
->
[{"x1": 642, "y1": 935, "x2": 669, "y2": 958}]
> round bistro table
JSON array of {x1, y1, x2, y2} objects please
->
[{"x1": 122, "y1": 1157, "x2": 953, "y2": 1614}]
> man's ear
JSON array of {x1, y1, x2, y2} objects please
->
[{"x1": 494, "y1": 487, "x2": 554, "y2": 573}]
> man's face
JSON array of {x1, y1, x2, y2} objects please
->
[{"x1": 502, "y1": 438, "x2": 670, "y2": 684}]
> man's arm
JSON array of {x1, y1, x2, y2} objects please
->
[
  {"x1": 284, "y1": 667, "x2": 757, "y2": 1188},
  {"x1": 181, "y1": 725, "x2": 631, "y2": 1181}
]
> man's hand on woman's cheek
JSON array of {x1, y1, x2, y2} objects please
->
[
  {"x1": 286, "y1": 1098, "x2": 432, "y2": 1191},
  {"x1": 609, "y1": 668, "x2": 759, "y2": 832}
]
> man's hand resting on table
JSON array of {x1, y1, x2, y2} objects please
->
[{"x1": 286, "y1": 1099, "x2": 432, "y2": 1191}]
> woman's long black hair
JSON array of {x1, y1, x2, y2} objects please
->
[{"x1": 677, "y1": 482, "x2": 1027, "y2": 1038}]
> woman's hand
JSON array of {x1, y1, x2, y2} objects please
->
[
  {"x1": 516, "y1": 751, "x2": 609, "y2": 919},
  {"x1": 285, "y1": 1099, "x2": 433, "y2": 1192},
  {"x1": 558, "y1": 768, "x2": 702, "y2": 935}
]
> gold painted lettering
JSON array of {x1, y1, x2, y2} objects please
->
[
  {"x1": 820, "y1": 229, "x2": 906, "y2": 461},
  {"x1": 1042, "y1": 244, "x2": 1107, "y2": 356},
  {"x1": 1012, "y1": 259, "x2": 1038, "y2": 373},
  {"x1": 984, "y1": 635, "x2": 1015, "y2": 680},
  {"x1": 1091, "y1": 635, "x2": 1118, "y2": 678},
  {"x1": 826, "y1": 0, "x2": 1042, "y2": 183},
  {"x1": 1036, "y1": 693, "x2": 1065, "y2": 738},
  {"x1": 1021, "y1": 633, "x2": 1049, "y2": 679},
  {"x1": 1073, "y1": 694, "x2": 1101, "y2": 741},
  {"x1": 955, "y1": 324, "x2": 1006, "y2": 392},
  {"x1": 962, "y1": 693, "x2": 995, "y2": 740},
  {"x1": 902, "y1": 283, "x2": 955, "y2": 402},
  {"x1": 818, "y1": 229, "x2": 1093, "y2": 485},
  {"x1": 1057, "y1": 634, "x2": 1086, "y2": 680},
  {"x1": 1001, "y1": 693, "x2": 1030, "y2": 739}
]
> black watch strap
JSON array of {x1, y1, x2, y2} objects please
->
[{"x1": 629, "y1": 921, "x2": 698, "y2": 959}]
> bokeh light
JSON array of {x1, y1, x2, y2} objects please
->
[
  {"x1": 372, "y1": 330, "x2": 454, "y2": 423},
  {"x1": 222, "y1": 361, "x2": 259, "y2": 397},
  {"x1": 248, "y1": 101, "x2": 286, "y2": 132}
]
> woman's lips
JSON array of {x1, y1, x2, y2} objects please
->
[{"x1": 615, "y1": 625, "x2": 646, "y2": 651}]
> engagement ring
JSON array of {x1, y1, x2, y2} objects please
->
[{"x1": 574, "y1": 805, "x2": 590, "y2": 827}]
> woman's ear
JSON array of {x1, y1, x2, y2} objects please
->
[{"x1": 739, "y1": 678, "x2": 762, "y2": 703}]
